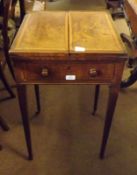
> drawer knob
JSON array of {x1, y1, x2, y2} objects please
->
[
  {"x1": 41, "y1": 68, "x2": 48, "y2": 77},
  {"x1": 89, "y1": 68, "x2": 98, "y2": 77}
]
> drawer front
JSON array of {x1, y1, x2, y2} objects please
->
[{"x1": 15, "y1": 62, "x2": 115, "y2": 83}]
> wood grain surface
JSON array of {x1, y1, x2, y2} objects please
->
[
  {"x1": 10, "y1": 11, "x2": 126, "y2": 58},
  {"x1": 69, "y1": 11, "x2": 125, "y2": 54},
  {"x1": 10, "y1": 11, "x2": 68, "y2": 55}
]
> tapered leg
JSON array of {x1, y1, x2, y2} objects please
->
[
  {"x1": 0, "y1": 116, "x2": 9, "y2": 151},
  {"x1": 34, "y1": 85, "x2": 41, "y2": 114},
  {"x1": 100, "y1": 85, "x2": 119, "y2": 159},
  {"x1": 0, "y1": 116, "x2": 10, "y2": 131},
  {"x1": 0, "y1": 67, "x2": 15, "y2": 99},
  {"x1": 17, "y1": 85, "x2": 33, "y2": 160},
  {"x1": 92, "y1": 85, "x2": 100, "y2": 115}
]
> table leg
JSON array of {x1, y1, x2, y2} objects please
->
[
  {"x1": 17, "y1": 85, "x2": 33, "y2": 160},
  {"x1": 34, "y1": 85, "x2": 41, "y2": 114},
  {"x1": 92, "y1": 85, "x2": 100, "y2": 115},
  {"x1": 0, "y1": 116, "x2": 10, "y2": 131},
  {"x1": 100, "y1": 84, "x2": 119, "y2": 159}
]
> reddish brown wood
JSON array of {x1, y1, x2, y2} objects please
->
[
  {"x1": 124, "y1": 0, "x2": 137, "y2": 36},
  {"x1": 100, "y1": 84, "x2": 120, "y2": 159},
  {"x1": 0, "y1": 116, "x2": 10, "y2": 131},
  {"x1": 13, "y1": 61, "x2": 116, "y2": 84},
  {"x1": 9, "y1": 11, "x2": 127, "y2": 160},
  {"x1": 17, "y1": 85, "x2": 33, "y2": 160}
]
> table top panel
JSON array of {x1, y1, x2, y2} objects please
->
[
  {"x1": 10, "y1": 11, "x2": 68, "y2": 55},
  {"x1": 69, "y1": 11, "x2": 126, "y2": 54},
  {"x1": 10, "y1": 11, "x2": 127, "y2": 59}
]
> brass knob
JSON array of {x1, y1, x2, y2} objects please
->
[
  {"x1": 89, "y1": 68, "x2": 97, "y2": 77},
  {"x1": 41, "y1": 68, "x2": 48, "y2": 77}
]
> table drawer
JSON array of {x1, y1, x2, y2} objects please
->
[{"x1": 15, "y1": 62, "x2": 115, "y2": 83}]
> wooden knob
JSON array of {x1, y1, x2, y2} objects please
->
[
  {"x1": 89, "y1": 68, "x2": 97, "y2": 77},
  {"x1": 41, "y1": 68, "x2": 48, "y2": 77}
]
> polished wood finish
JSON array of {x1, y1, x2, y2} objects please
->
[
  {"x1": 100, "y1": 84, "x2": 120, "y2": 159},
  {"x1": 17, "y1": 85, "x2": 33, "y2": 160},
  {"x1": 121, "y1": 0, "x2": 137, "y2": 63},
  {"x1": 10, "y1": 11, "x2": 126, "y2": 84},
  {"x1": 34, "y1": 84, "x2": 41, "y2": 114},
  {"x1": 9, "y1": 11, "x2": 127, "y2": 160},
  {"x1": 92, "y1": 85, "x2": 100, "y2": 116},
  {"x1": 69, "y1": 11, "x2": 124, "y2": 54},
  {"x1": 13, "y1": 61, "x2": 115, "y2": 83},
  {"x1": 0, "y1": 115, "x2": 10, "y2": 151},
  {"x1": 124, "y1": 0, "x2": 137, "y2": 37},
  {"x1": 10, "y1": 11, "x2": 125, "y2": 56},
  {"x1": 0, "y1": 116, "x2": 10, "y2": 131},
  {"x1": 10, "y1": 11, "x2": 68, "y2": 56}
]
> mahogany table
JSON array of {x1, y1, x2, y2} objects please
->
[{"x1": 9, "y1": 11, "x2": 127, "y2": 160}]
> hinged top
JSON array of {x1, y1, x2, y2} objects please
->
[
  {"x1": 10, "y1": 11, "x2": 68, "y2": 56},
  {"x1": 69, "y1": 11, "x2": 126, "y2": 55},
  {"x1": 9, "y1": 11, "x2": 127, "y2": 59}
]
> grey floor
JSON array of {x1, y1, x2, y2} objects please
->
[{"x1": 1, "y1": 0, "x2": 137, "y2": 175}]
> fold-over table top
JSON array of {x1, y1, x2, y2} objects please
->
[
  {"x1": 69, "y1": 11, "x2": 125, "y2": 54},
  {"x1": 10, "y1": 11, "x2": 68, "y2": 55},
  {"x1": 9, "y1": 11, "x2": 126, "y2": 58}
]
